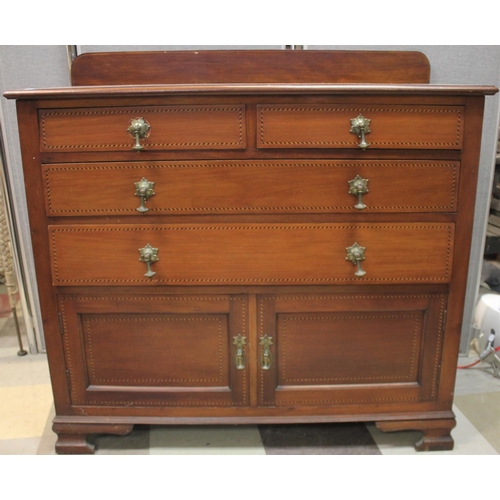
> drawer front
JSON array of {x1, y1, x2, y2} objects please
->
[
  {"x1": 49, "y1": 223, "x2": 454, "y2": 286},
  {"x1": 257, "y1": 293, "x2": 447, "y2": 408},
  {"x1": 43, "y1": 160, "x2": 459, "y2": 216},
  {"x1": 39, "y1": 105, "x2": 246, "y2": 152},
  {"x1": 257, "y1": 104, "x2": 464, "y2": 149},
  {"x1": 59, "y1": 294, "x2": 248, "y2": 407}
]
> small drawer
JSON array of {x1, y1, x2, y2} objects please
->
[
  {"x1": 43, "y1": 160, "x2": 459, "y2": 216},
  {"x1": 49, "y1": 223, "x2": 454, "y2": 286},
  {"x1": 257, "y1": 104, "x2": 464, "y2": 150},
  {"x1": 39, "y1": 105, "x2": 246, "y2": 152}
]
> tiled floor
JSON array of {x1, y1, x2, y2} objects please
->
[{"x1": 1, "y1": 307, "x2": 499, "y2": 455}]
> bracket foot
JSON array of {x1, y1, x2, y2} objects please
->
[
  {"x1": 52, "y1": 422, "x2": 134, "y2": 455},
  {"x1": 376, "y1": 418, "x2": 456, "y2": 452}
]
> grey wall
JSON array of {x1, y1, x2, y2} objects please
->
[
  {"x1": 1, "y1": 45, "x2": 499, "y2": 354},
  {"x1": 0, "y1": 46, "x2": 71, "y2": 352}
]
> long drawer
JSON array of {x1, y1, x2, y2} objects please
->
[
  {"x1": 257, "y1": 104, "x2": 464, "y2": 149},
  {"x1": 43, "y1": 160, "x2": 459, "y2": 216},
  {"x1": 48, "y1": 223, "x2": 454, "y2": 286},
  {"x1": 39, "y1": 105, "x2": 246, "y2": 152}
]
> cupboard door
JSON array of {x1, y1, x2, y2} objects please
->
[
  {"x1": 59, "y1": 294, "x2": 249, "y2": 408},
  {"x1": 257, "y1": 293, "x2": 446, "y2": 410}
]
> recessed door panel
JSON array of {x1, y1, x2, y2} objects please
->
[{"x1": 276, "y1": 311, "x2": 423, "y2": 386}]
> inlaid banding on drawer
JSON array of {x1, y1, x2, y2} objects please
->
[
  {"x1": 49, "y1": 223, "x2": 454, "y2": 286},
  {"x1": 257, "y1": 104, "x2": 464, "y2": 149},
  {"x1": 43, "y1": 160, "x2": 459, "y2": 216},
  {"x1": 39, "y1": 105, "x2": 246, "y2": 151}
]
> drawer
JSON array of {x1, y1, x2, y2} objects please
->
[
  {"x1": 49, "y1": 223, "x2": 454, "y2": 286},
  {"x1": 43, "y1": 160, "x2": 459, "y2": 216},
  {"x1": 257, "y1": 104, "x2": 464, "y2": 149},
  {"x1": 39, "y1": 105, "x2": 246, "y2": 152}
]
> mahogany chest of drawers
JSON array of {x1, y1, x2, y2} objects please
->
[{"x1": 5, "y1": 51, "x2": 498, "y2": 453}]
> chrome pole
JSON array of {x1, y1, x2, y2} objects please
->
[{"x1": 66, "y1": 45, "x2": 78, "y2": 75}]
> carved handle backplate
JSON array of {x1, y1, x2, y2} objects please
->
[
  {"x1": 135, "y1": 177, "x2": 155, "y2": 213},
  {"x1": 128, "y1": 117, "x2": 151, "y2": 151},
  {"x1": 346, "y1": 242, "x2": 367, "y2": 277},
  {"x1": 349, "y1": 114, "x2": 371, "y2": 149},
  {"x1": 348, "y1": 175, "x2": 369, "y2": 210},
  {"x1": 233, "y1": 334, "x2": 247, "y2": 370},
  {"x1": 260, "y1": 334, "x2": 273, "y2": 370},
  {"x1": 138, "y1": 244, "x2": 158, "y2": 278}
]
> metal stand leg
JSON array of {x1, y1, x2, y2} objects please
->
[
  {"x1": 12, "y1": 307, "x2": 27, "y2": 356},
  {"x1": 0, "y1": 170, "x2": 28, "y2": 356}
]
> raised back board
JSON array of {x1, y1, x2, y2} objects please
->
[{"x1": 71, "y1": 50, "x2": 431, "y2": 86}]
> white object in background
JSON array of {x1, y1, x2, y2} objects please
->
[
  {"x1": 472, "y1": 294, "x2": 500, "y2": 376},
  {"x1": 474, "y1": 294, "x2": 500, "y2": 347}
]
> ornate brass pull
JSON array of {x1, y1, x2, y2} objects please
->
[
  {"x1": 138, "y1": 244, "x2": 158, "y2": 278},
  {"x1": 348, "y1": 175, "x2": 369, "y2": 210},
  {"x1": 350, "y1": 114, "x2": 371, "y2": 149},
  {"x1": 346, "y1": 242, "x2": 366, "y2": 277},
  {"x1": 135, "y1": 177, "x2": 155, "y2": 213},
  {"x1": 128, "y1": 117, "x2": 150, "y2": 151},
  {"x1": 233, "y1": 334, "x2": 247, "y2": 370},
  {"x1": 260, "y1": 334, "x2": 273, "y2": 370}
]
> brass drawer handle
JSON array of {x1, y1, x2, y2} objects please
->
[
  {"x1": 346, "y1": 242, "x2": 366, "y2": 277},
  {"x1": 135, "y1": 177, "x2": 155, "y2": 213},
  {"x1": 128, "y1": 117, "x2": 150, "y2": 151},
  {"x1": 350, "y1": 114, "x2": 371, "y2": 149},
  {"x1": 260, "y1": 334, "x2": 273, "y2": 370},
  {"x1": 233, "y1": 334, "x2": 247, "y2": 370},
  {"x1": 348, "y1": 175, "x2": 369, "y2": 210},
  {"x1": 138, "y1": 244, "x2": 158, "y2": 278}
]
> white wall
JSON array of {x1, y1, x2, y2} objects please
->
[{"x1": 1, "y1": 45, "x2": 499, "y2": 354}]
